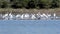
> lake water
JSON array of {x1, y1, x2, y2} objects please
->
[{"x1": 0, "y1": 20, "x2": 60, "y2": 34}]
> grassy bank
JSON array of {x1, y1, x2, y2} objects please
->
[{"x1": 0, "y1": 8, "x2": 60, "y2": 16}]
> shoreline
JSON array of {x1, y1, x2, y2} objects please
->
[{"x1": 0, "y1": 8, "x2": 60, "y2": 16}]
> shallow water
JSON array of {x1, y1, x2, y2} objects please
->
[{"x1": 0, "y1": 20, "x2": 60, "y2": 34}]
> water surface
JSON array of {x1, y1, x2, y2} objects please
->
[{"x1": 0, "y1": 20, "x2": 60, "y2": 34}]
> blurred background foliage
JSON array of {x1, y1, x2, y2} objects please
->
[{"x1": 0, "y1": 0, "x2": 60, "y2": 9}]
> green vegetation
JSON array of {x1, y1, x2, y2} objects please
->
[{"x1": 0, "y1": 0, "x2": 60, "y2": 9}]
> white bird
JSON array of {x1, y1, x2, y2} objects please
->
[
  {"x1": 16, "y1": 14, "x2": 21, "y2": 20},
  {"x1": 47, "y1": 14, "x2": 51, "y2": 17},
  {"x1": 53, "y1": 13, "x2": 57, "y2": 20},
  {"x1": 3, "y1": 13, "x2": 8, "y2": 18},
  {"x1": 3, "y1": 13, "x2": 9, "y2": 20},
  {"x1": 40, "y1": 13, "x2": 48, "y2": 20},
  {"x1": 21, "y1": 14, "x2": 24, "y2": 19},
  {"x1": 31, "y1": 14, "x2": 36, "y2": 20},
  {"x1": 42, "y1": 13, "x2": 48, "y2": 18},
  {"x1": 53, "y1": 13, "x2": 56, "y2": 17},
  {"x1": 16, "y1": 14, "x2": 21, "y2": 18},
  {"x1": 9, "y1": 13, "x2": 15, "y2": 20},
  {"x1": 24, "y1": 13, "x2": 30, "y2": 19},
  {"x1": 9, "y1": 13, "x2": 13, "y2": 18},
  {"x1": 46, "y1": 14, "x2": 52, "y2": 20},
  {"x1": 36, "y1": 13, "x2": 41, "y2": 19}
]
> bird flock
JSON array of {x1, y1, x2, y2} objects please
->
[{"x1": 0, "y1": 12, "x2": 59, "y2": 20}]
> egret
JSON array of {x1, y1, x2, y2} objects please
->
[
  {"x1": 16, "y1": 14, "x2": 21, "y2": 20},
  {"x1": 36, "y1": 12, "x2": 41, "y2": 19},
  {"x1": 47, "y1": 14, "x2": 51, "y2": 20},
  {"x1": 53, "y1": 13, "x2": 56, "y2": 20},
  {"x1": 9, "y1": 13, "x2": 15, "y2": 20},
  {"x1": 40, "y1": 13, "x2": 48, "y2": 20},
  {"x1": 24, "y1": 13, "x2": 30, "y2": 19},
  {"x1": 43, "y1": 13, "x2": 48, "y2": 18},
  {"x1": 3, "y1": 13, "x2": 9, "y2": 20},
  {"x1": 21, "y1": 14, "x2": 24, "y2": 19},
  {"x1": 31, "y1": 14, "x2": 36, "y2": 20}
]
